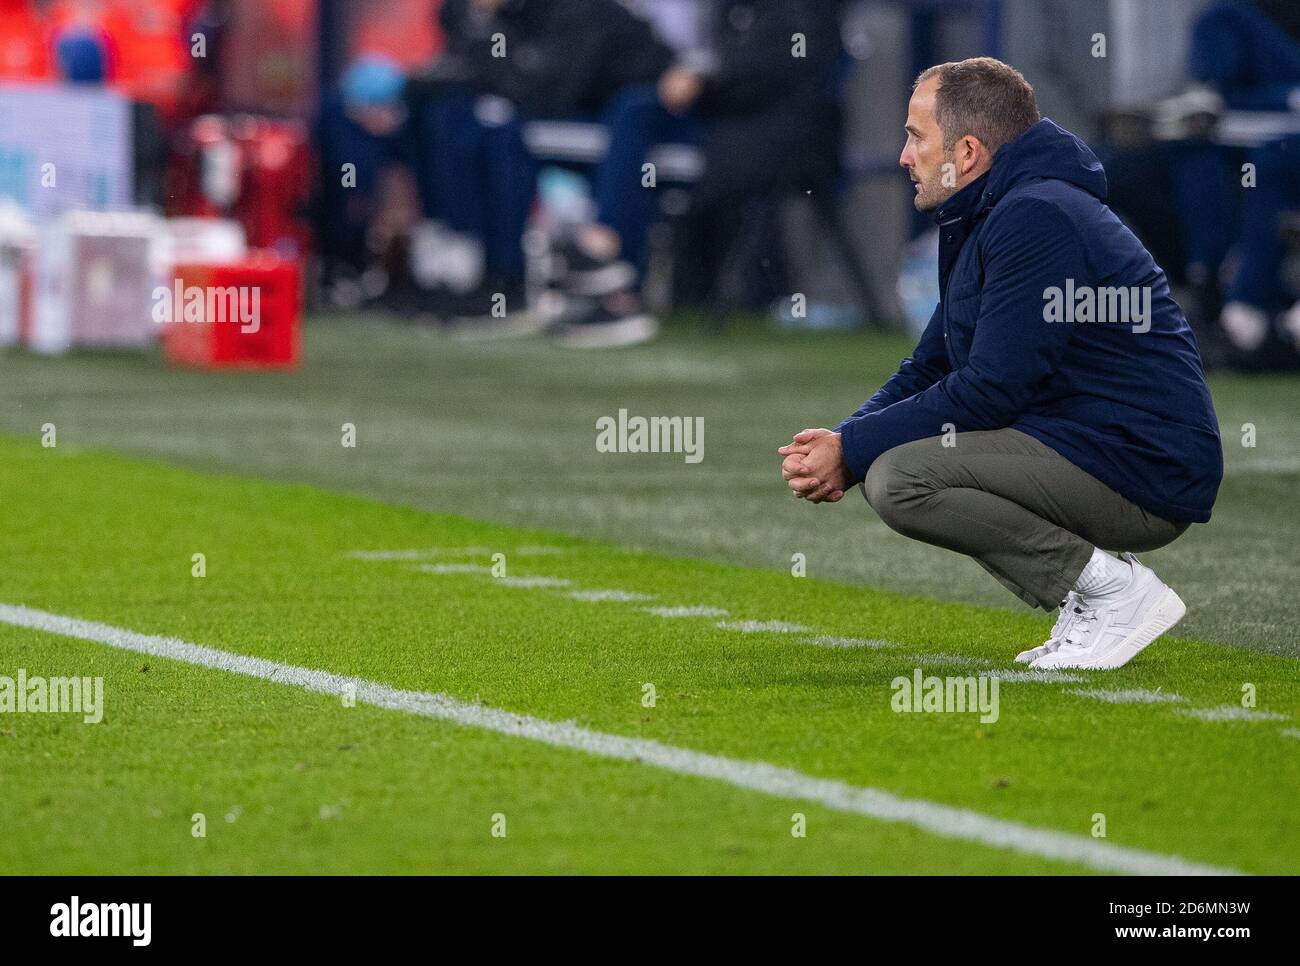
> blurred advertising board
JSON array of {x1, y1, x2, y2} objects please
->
[{"x1": 0, "y1": 83, "x2": 133, "y2": 218}]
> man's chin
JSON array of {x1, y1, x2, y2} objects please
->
[{"x1": 912, "y1": 194, "x2": 939, "y2": 213}]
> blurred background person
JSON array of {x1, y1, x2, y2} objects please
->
[
  {"x1": 315, "y1": 53, "x2": 415, "y2": 302},
  {"x1": 3, "y1": 0, "x2": 1299, "y2": 372},
  {"x1": 415, "y1": 0, "x2": 678, "y2": 345},
  {"x1": 1193, "y1": 0, "x2": 1300, "y2": 361},
  {"x1": 1091, "y1": 0, "x2": 1300, "y2": 370},
  {"x1": 662, "y1": 0, "x2": 845, "y2": 320}
]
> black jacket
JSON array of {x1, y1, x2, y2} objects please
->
[
  {"x1": 698, "y1": 0, "x2": 843, "y2": 116},
  {"x1": 440, "y1": 0, "x2": 673, "y2": 116},
  {"x1": 692, "y1": 0, "x2": 845, "y2": 199}
]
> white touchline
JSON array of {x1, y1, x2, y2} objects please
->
[{"x1": 0, "y1": 601, "x2": 1242, "y2": 876}]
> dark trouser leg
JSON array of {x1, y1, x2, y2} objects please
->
[
  {"x1": 591, "y1": 85, "x2": 669, "y2": 270},
  {"x1": 861, "y1": 429, "x2": 1190, "y2": 610}
]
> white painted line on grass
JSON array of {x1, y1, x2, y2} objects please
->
[
  {"x1": 1281, "y1": 728, "x2": 1300, "y2": 740},
  {"x1": 1066, "y1": 688, "x2": 1186, "y2": 705},
  {"x1": 801, "y1": 635, "x2": 894, "y2": 649},
  {"x1": 347, "y1": 546, "x2": 567, "y2": 562},
  {"x1": 1175, "y1": 705, "x2": 1289, "y2": 723},
  {"x1": 568, "y1": 589, "x2": 657, "y2": 603},
  {"x1": 645, "y1": 606, "x2": 730, "y2": 618},
  {"x1": 716, "y1": 620, "x2": 814, "y2": 635},
  {"x1": 901, "y1": 653, "x2": 996, "y2": 668},
  {"x1": 346, "y1": 547, "x2": 492, "y2": 561},
  {"x1": 0, "y1": 602, "x2": 1242, "y2": 876},
  {"x1": 416, "y1": 563, "x2": 491, "y2": 575},
  {"x1": 1228, "y1": 458, "x2": 1300, "y2": 475},
  {"x1": 988, "y1": 669, "x2": 1084, "y2": 684},
  {"x1": 493, "y1": 576, "x2": 573, "y2": 589}
]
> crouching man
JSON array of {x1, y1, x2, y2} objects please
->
[{"x1": 779, "y1": 58, "x2": 1223, "y2": 670}]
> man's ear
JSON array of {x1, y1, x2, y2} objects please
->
[
  {"x1": 956, "y1": 135, "x2": 977, "y2": 176},
  {"x1": 959, "y1": 135, "x2": 991, "y2": 176}
]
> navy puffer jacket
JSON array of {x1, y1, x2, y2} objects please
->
[{"x1": 837, "y1": 119, "x2": 1223, "y2": 523}]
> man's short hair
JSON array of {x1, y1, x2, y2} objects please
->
[{"x1": 915, "y1": 57, "x2": 1040, "y2": 156}]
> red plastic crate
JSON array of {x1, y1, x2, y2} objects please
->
[{"x1": 163, "y1": 255, "x2": 301, "y2": 369}]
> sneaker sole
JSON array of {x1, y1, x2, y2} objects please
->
[
  {"x1": 553, "y1": 314, "x2": 658, "y2": 349},
  {"x1": 1014, "y1": 644, "x2": 1054, "y2": 665},
  {"x1": 1037, "y1": 586, "x2": 1186, "y2": 671}
]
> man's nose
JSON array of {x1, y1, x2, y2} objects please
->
[{"x1": 899, "y1": 147, "x2": 912, "y2": 169}]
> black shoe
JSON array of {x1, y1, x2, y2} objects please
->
[
  {"x1": 551, "y1": 240, "x2": 637, "y2": 297},
  {"x1": 365, "y1": 283, "x2": 460, "y2": 324},
  {"x1": 444, "y1": 277, "x2": 546, "y2": 339},
  {"x1": 551, "y1": 298, "x2": 658, "y2": 348}
]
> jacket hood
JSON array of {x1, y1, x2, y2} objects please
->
[{"x1": 985, "y1": 117, "x2": 1108, "y2": 205}]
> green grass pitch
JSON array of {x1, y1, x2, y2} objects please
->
[{"x1": 0, "y1": 317, "x2": 1296, "y2": 874}]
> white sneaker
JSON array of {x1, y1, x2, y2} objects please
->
[
  {"x1": 1280, "y1": 298, "x2": 1300, "y2": 349},
  {"x1": 1015, "y1": 592, "x2": 1083, "y2": 664},
  {"x1": 1031, "y1": 554, "x2": 1185, "y2": 670},
  {"x1": 1219, "y1": 301, "x2": 1269, "y2": 352}
]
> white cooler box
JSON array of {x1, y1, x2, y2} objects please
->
[
  {"x1": 0, "y1": 202, "x2": 35, "y2": 348},
  {"x1": 32, "y1": 210, "x2": 162, "y2": 355},
  {"x1": 158, "y1": 217, "x2": 247, "y2": 272}
]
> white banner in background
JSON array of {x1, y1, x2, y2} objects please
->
[{"x1": 0, "y1": 83, "x2": 132, "y2": 218}]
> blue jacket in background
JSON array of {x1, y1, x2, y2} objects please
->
[{"x1": 836, "y1": 118, "x2": 1223, "y2": 524}]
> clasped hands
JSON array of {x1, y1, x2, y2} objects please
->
[{"x1": 778, "y1": 428, "x2": 850, "y2": 504}]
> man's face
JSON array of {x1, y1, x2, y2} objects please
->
[{"x1": 900, "y1": 77, "x2": 955, "y2": 212}]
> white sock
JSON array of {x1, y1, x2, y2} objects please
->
[{"x1": 1073, "y1": 548, "x2": 1133, "y2": 599}]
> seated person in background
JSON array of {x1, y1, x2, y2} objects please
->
[
  {"x1": 426, "y1": 0, "x2": 676, "y2": 345},
  {"x1": 658, "y1": 0, "x2": 844, "y2": 313},
  {"x1": 315, "y1": 54, "x2": 416, "y2": 301},
  {"x1": 1191, "y1": 0, "x2": 1300, "y2": 360},
  {"x1": 52, "y1": 23, "x2": 109, "y2": 84}
]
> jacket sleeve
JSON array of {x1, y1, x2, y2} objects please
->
[
  {"x1": 487, "y1": 9, "x2": 610, "y2": 115},
  {"x1": 837, "y1": 199, "x2": 1086, "y2": 483},
  {"x1": 835, "y1": 302, "x2": 950, "y2": 430}
]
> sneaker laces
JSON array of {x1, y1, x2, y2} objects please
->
[
  {"x1": 1048, "y1": 592, "x2": 1082, "y2": 642},
  {"x1": 1034, "y1": 593, "x2": 1086, "y2": 657},
  {"x1": 1059, "y1": 605, "x2": 1099, "y2": 651}
]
